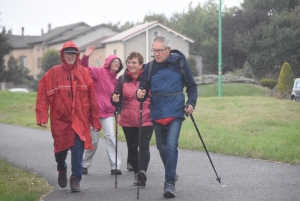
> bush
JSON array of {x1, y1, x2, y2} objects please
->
[
  {"x1": 259, "y1": 78, "x2": 277, "y2": 89},
  {"x1": 225, "y1": 61, "x2": 255, "y2": 79},
  {"x1": 277, "y1": 62, "x2": 294, "y2": 93},
  {"x1": 226, "y1": 68, "x2": 244, "y2": 77},
  {"x1": 243, "y1": 61, "x2": 255, "y2": 79}
]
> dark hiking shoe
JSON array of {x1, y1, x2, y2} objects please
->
[
  {"x1": 133, "y1": 173, "x2": 146, "y2": 186},
  {"x1": 127, "y1": 163, "x2": 133, "y2": 171},
  {"x1": 111, "y1": 169, "x2": 122, "y2": 175},
  {"x1": 58, "y1": 170, "x2": 67, "y2": 188},
  {"x1": 138, "y1": 170, "x2": 147, "y2": 185},
  {"x1": 82, "y1": 167, "x2": 88, "y2": 174},
  {"x1": 70, "y1": 176, "x2": 81, "y2": 192},
  {"x1": 164, "y1": 182, "x2": 176, "y2": 198}
]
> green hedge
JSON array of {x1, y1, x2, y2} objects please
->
[{"x1": 259, "y1": 78, "x2": 277, "y2": 89}]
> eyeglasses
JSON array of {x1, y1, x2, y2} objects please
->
[
  {"x1": 112, "y1": 60, "x2": 121, "y2": 65},
  {"x1": 151, "y1": 48, "x2": 167, "y2": 54},
  {"x1": 126, "y1": 61, "x2": 139, "y2": 65}
]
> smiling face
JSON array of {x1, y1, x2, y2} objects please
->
[
  {"x1": 126, "y1": 57, "x2": 143, "y2": 77},
  {"x1": 152, "y1": 41, "x2": 171, "y2": 63},
  {"x1": 63, "y1": 53, "x2": 77, "y2": 65},
  {"x1": 110, "y1": 58, "x2": 121, "y2": 73}
]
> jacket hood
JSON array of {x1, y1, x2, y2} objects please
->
[
  {"x1": 170, "y1": 49, "x2": 186, "y2": 59},
  {"x1": 60, "y1": 41, "x2": 81, "y2": 69},
  {"x1": 103, "y1": 55, "x2": 123, "y2": 74}
]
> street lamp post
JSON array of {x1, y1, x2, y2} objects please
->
[{"x1": 218, "y1": 0, "x2": 223, "y2": 97}]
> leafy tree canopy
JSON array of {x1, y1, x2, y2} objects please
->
[
  {"x1": 0, "y1": 17, "x2": 12, "y2": 82},
  {"x1": 40, "y1": 49, "x2": 60, "y2": 74}
]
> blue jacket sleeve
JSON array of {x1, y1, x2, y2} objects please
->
[{"x1": 183, "y1": 59, "x2": 198, "y2": 108}]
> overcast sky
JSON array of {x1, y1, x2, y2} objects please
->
[{"x1": 1, "y1": 0, "x2": 243, "y2": 36}]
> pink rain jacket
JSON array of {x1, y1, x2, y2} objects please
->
[
  {"x1": 81, "y1": 55, "x2": 123, "y2": 118},
  {"x1": 35, "y1": 41, "x2": 101, "y2": 153}
]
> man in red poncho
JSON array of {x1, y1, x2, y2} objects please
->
[{"x1": 35, "y1": 41, "x2": 101, "y2": 193}]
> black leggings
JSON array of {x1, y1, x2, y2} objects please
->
[{"x1": 122, "y1": 126, "x2": 153, "y2": 174}]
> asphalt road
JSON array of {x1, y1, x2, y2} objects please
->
[{"x1": 0, "y1": 123, "x2": 299, "y2": 201}]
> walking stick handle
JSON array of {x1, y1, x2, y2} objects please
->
[
  {"x1": 184, "y1": 104, "x2": 190, "y2": 117},
  {"x1": 137, "y1": 87, "x2": 145, "y2": 102}
]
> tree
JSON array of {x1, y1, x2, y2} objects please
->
[
  {"x1": 277, "y1": 62, "x2": 294, "y2": 93},
  {"x1": 0, "y1": 24, "x2": 12, "y2": 82},
  {"x1": 243, "y1": 61, "x2": 255, "y2": 79},
  {"x1": 31, "y1": 49, "x2": 60, "y2": 91},
  {"x1": 168, "y1": 1, "x2": 219, "y2": 74},
  {"x1": 40, "y1": 49, "x2": 60, "y2": 75},
  {"x1": 143, "y1": 13, "x2": 169, "y2": 25},
  {"x1": 242, "y1": 0, "x2": 300, "y2": 13},
  {"x1": 222, "y1": 9, "x2": 270, "y2": 73},
  {"x1": 118, "y1": 21, "x2": 135, "y2": 31},
  {"x1": 233, "y1": 7, "x2": 300, "y2": 78},
  {"x1": 5, "y1": 56, "x2": 33, "y2": 84}
]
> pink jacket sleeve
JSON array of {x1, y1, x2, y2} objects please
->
[{"x1": 81, "y1": 55, "x2": 101, "y2": 81}]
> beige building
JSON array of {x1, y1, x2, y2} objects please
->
[
  {"x1": 5, "y1": 22, "x2": 119, "y2": 78},
  {"x1": 5, "y1": 21, "x2": 195, "y2": 78},
  {"x1": 100, "y1": 21, "x2": 194, "y2": 64}
]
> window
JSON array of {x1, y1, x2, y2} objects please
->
[
  {"x1": 20, "y1": 56, "x2": 27, "y2": 68},
  {"x1": 296, "y1": 80, "x2": 300, "y2": 88},
  {"x1": 113, "y1": 49, "x2": 117, "y2": 55},
  {"x1": 154, "y1": 31, "x2": 158, "y2": 37},
  {"x1": 37, "y1": 57, "x2": 41, "y2": 69}
]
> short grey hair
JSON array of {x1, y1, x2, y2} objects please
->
[{"x1": 152, "y1": 35, "x2": 171, "y2": 48}]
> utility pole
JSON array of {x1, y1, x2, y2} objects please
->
[{"x1": 218, "y1": 0, "x2": 223, "y2": 97}]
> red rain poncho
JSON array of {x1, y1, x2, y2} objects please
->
[{"x1": 35, "y1": 41, "x2": 101, "y2": 153}]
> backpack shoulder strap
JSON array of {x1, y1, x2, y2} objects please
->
[
  {"x1": 115, "y1": 74, "x2": 125, "y2": 114},
  {"x1": 147, "y1": 59, "x2": 154, "y2": 82},
  {"x1": 179, "y1": 58, "x2": 188, "y2": 84},
  {"x1": 119, "y1": 74, "x2": 125, "y2": 88}
]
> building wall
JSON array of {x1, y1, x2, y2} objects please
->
[
  {"x1": 31, "y1": 43, "x2": 48, "y2": 76},
  {"x1": 124, "y1": 34, "x2": 147, "y2": 63},
  {"x1": 105, "y1": 42, "x2": 124, "y2": 62},
  {"x1": 149, "y1": 27, "x2": 190, "y2": 57},
  {"x1": 5, "y1": 26, "x2": 119, "y2": 78},
  {"x1": 4, "y1": 48, "x2": 34, "y2": 74},
  {"x1": 123, "y1": 26, "x2": 191, "y2": 64},
  {"x1": 80, "y1": 48, "x2": 105, "y2": 67}
]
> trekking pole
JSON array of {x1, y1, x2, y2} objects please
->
[
  {"x1": 137, "y1": 87, "x2": 144, "y2": 199},
  {"x1": 114, "y1": 112, "x2": 118, "y2": 188},
  {"x1": 186, "y1": 109, "x2": 221, "y2": 183}
]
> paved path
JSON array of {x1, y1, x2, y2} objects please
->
[{"x1": 0, "y1": 123, "x2": 299, "y2": 201}]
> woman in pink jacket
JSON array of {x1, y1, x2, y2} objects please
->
[
  {"x1": 81, "y1": 46, "x2": 123, "y2": 175},
  {"x1": 112, "y1": 52, "x2": 153, "y2": 186}
]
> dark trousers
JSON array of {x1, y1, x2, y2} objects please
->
[
  {"x1": 55, "y1": 134, "x2": 84, "y2": 181},
  {"x1": 122, "y1": 126, "x2": 153, "y2": 174}
]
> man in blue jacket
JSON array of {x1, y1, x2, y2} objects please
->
[{"x1": 137, "y1": 35, "x2": 198, "y2": 198}]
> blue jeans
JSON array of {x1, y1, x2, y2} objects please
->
[
  {"x1": 154, "y1": 118, "x2": 183, "y2": 184},
  {"x1": 55, "y1": 134, "x2": 84, "y2": 181}
]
